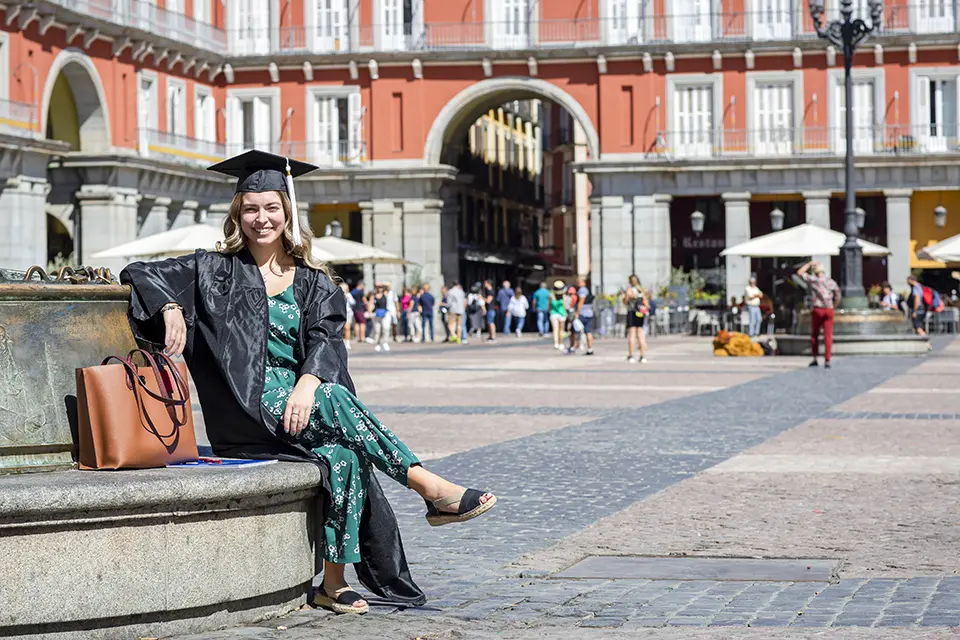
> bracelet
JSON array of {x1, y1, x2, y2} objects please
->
[{"x1": 161, "y1": 303, "x2": 183, "y2": 314}]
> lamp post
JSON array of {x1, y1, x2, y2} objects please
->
[
  {"x1": 809, "y1": 0, "x2": 882, "y2": 308},
  {"x1": 690, "y1": 210, "x2": 705, "y2": 272},
  {"x1": 935, "y1": 204, "x2": 947, "y2": 228},
  {"x1": 770, "y1": 206, "x2": 785, "y2": 232}
]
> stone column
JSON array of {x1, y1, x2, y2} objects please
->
[
  {"x1": 591, "y1": 195, "x2": 631, "y2": 293},
  {"x1": 723, "y1": 192, "x2": 752, "y2": 301},
  {"x1": 884, "y1": 189, "x2": 913, "y2": 287},
  {"x1": 0, "y1": 176, "x2": 48, "y2": 269},
  {"x1": 75, "y1": 186, "x2": 140, "y2": 274},
  {"x1": 362, "y1": 198, "x2": 405, "y2": 287},
  {"x1": 573, "y1": 122, "x2": 590, "y2": 277},
  {"x1": 401, "y1": 199, "x2": 445, "y2": 292},
  {"x1": 589, "y1": 199, "x2": 603, "y2": 290},
  {"x1": 439, "y1": 191, "x2": 460, "y2": 287},
  {"x1": 803, "y1": 190, "x2": 833, "y2": 276},
  {"x1": 652, "y1": 194, "x2": 673, "y2": 289},
  {"x1": 169, "y1": 200, "x2": 199, "y2": 229},
  {"x1": 138, "y1": 197, "x2": 171, "y2": 236},
  {"x1": 632, "y1": 196, "x2": 657, "y2": 290},
  {"x1": 206, "y1": 202, "x2": 231, "y2": 230},
  {"x1": 360, "y1": 201, "x2": 375, "y2": 286}
]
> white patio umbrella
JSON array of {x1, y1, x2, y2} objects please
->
[
  {"x1": 311, "y1": 236, "x2": 413, "y2": 265},
  {"x1": 720, "y1": 223, "x2": 890, "y2": 258},
  {"x1": 91, "y1": 224, "x2": 225, "y2": 259},
  {"x1": 917, "y1": 233, "x2": 960, "y2": 263}
]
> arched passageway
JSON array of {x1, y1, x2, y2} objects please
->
[{"x1": 42, "y1": 51, "x2": 111, "y2": 152}]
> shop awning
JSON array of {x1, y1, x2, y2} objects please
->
[
  {"x1": 720, "y1": 223, "x2": 890, "y2": 258},
  {"x1": 91, "y1": 224, "x2": 224, "y2": 259},
  {"x1": 311, "y1": 236, "x2": 412, "y2": 265}
]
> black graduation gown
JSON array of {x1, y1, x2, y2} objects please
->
[{"x1": 120, "y1": 248, "x2": 426, "y2": 606}]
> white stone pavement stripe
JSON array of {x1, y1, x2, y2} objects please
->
[
  {"x1": 868, "y1": 388, "x2": 960, "y2": 394},
  {"x1": 707, "y1": 454, "x2": 960, "y2": 474},
  {"x1": 440, "y1": 382, "x2": 724, "y2": 392}
]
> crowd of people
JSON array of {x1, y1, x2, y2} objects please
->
[{"x1": 341, "y1": 274, "x2": 658, "y2": 363}]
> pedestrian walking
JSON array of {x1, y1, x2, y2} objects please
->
[
  {"x1": 906, "y1": 275, "x2": 927, "y2": 337},
  {"x1": 384, "y1": 282, "x2": 399, "y2": 343},
  {"x1": 496, "y1": 280, "x2": 513, "y2": 334},
  {"x1": 400, "y1": 287, "x2": 413, "y2": 342},
  {"x1": 506, "y1": 286, "x2": 529, "y2": 337},
  {"x1": 483, "y1": 280, "x2": 497, "y2": 342},
  {"x1": 533, "y1": 281, "x2": 551, "y2": 337},
  {"x1": 468, "y1": 284, "x2": 486, "y2": 338},
  {"x1": 623, "y1": 274, "x2": 649, "y2": 363},
  {"x1": 408, "y1": 287, "x2": 423, "y2": 343},
  {"x1": 419, "y1": 283, "x2": 436, "y2": 342},
  {"x1": 350, "y1": 281, "x2": 367, "y2": 344},
  {"x1": 574, "y1": 275, "x2": 595, "y2": 355},
  {"x1": 744, "y1": 276, "x2": 763, "y2": 338},
  {"x1": 371, "y1": 284, "x2": 391, "y2": 352},
  {"x1": 549, "y1": 280, "x2": 568, "y2": 350},
  {"x1": 121, "y1": 150, "x2": 496, "y2": 616},
  {"x1": 446, "y1": 281, "x2": 466, "y2": 344},
  {"x1": 798, "y1": 261, "x2": 841, "y2": 368},
  {"x1": 879, "y1": 281, "x2": 901, "y2": 312}
]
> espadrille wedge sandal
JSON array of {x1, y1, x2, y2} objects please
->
[
  {"x1": 424, "y1": 488, "x2": 497, "y2": 526},
  {"x1": 313, "y1": 586, "x2": 369, "y2": 615}
]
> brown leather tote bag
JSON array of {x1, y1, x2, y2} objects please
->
[{"x1": 77, "y1": 349, "x2": 199, "y2": 470}]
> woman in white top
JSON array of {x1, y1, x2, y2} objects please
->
[
  {"x1": 506, "y1": 287, "x2": 529, "y2": 337},
  {"x1": 340, "y1": 282, "x2": 354, "y2": 350}
]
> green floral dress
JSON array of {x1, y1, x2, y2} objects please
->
[{"x1": 261, "y1": 285, "x2": 419, "y2": 564}]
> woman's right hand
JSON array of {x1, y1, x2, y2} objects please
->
[{"x1": 163, "y1": 307, "x2": 187, "y2": 357}]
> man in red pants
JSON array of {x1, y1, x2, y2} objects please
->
[{"x1": 798, "y1": 261, "x2": 842, "y2": 369}]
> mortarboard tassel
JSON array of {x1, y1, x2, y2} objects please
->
[{"x1": 284, "y1": 159, "x2": 303, "y2": 247}]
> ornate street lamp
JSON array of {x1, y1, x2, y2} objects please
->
[
  {"x1": 690, "y1": 210, "x2": 705, "y2": 237},
  {"x1": 855, "y1": 206, "x2": 866, "y2": 230},
  {"x1": 935, "y1": 204, "x2": 948, "y2": 228},
  {"x1": 809, "y1": 0, "x2": 882, "y2": 308},
  {"x1": 770, "y1": 207, "x2": 785, "y2": 232}
]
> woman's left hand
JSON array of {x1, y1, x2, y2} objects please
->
[{"x1": 283, "y1": 375, "x2": 322, "y2": 436}]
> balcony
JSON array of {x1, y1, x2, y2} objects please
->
[
  {"x1": 140, "y1": 129, "x2": 226, "y2": 166},
  {"x1": 0, "y1": 98, "x2": 39, "y2": 138},
  {"x1": 221, "y1": 3, "x2": 950, "y2": 58},
  {"x1": 652, "y1": 124, "x2": 960, "y2": 161},
  {"x1": 46, "y1": 0, "x2": 225, "y2": 52}
]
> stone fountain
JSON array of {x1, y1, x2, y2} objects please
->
[
  {"x1": 0, "y1": 267, "x2": 319, "y2": 639},
  {"x1": 777, "y1": 308, "x2": 929, "y2": 356}
]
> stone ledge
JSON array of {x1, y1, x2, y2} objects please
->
[
  {"x1": 0, "y1": 461, "x2": 322, "y2": 526},
  {"x1": 778, "y1": 334, "x2": 930, "y2": 357}
]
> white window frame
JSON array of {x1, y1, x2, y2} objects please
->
[
  {"x1": 827, "y1": 67, "x2": 884, "y2": 155},
  {"x1": 910, "y1": 0, "x2": 955, "y2": 33},
  {"x1": 228, "y1": 0, "x2": 280, "y2": 55},
  {"x1": 747, "y1": 70, "x2": 804, "y2": 157},
  {"x1": 748, "y1": 0, "x2": 794, "y2": 40},
  {"x1": 602, "y1": 0, "x2": 646, "y2": 45},
  {"x1": 667, "y1": 0, "x2": 714, "y2": 44},
  {"x1": 485, "y1": 0, "x2": 537, "y2": 50},
  {"x1": 909, "y1": 66, "x2": 960, "y2": 153},
  {"x1": 194, "y1": 85, "x2": 216, "y2": 142},
  {"x1": 166, "y1": 77, "x2": 187, "y2": 138},
  {"x1": 0, "y1": 32, "x2": 8, "y2": 102},
  {"x1": 137, "y1": 69, "x2": 159, "y2": 155},
  {"x1": 304, "y1": 85, "x2": 363, "y2": 166},
  {"x1": 306, "y1": 0, "x2": 356, "y2": 52},
  {"x1": 666, "y1": 73, "x2": 723, "y2": 158},
  {"x1": 376, "y1": 0, "x2": 424, "y2": 51},
  {"x1": 194, "y1": 0, "x2": 210, "y2": 23},
  {"x1": 226, "y1": 87, "x2": 281, "y2": 155}
]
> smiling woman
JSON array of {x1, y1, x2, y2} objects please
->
[{"x1": 120, "y1": 149, "x2": 497, "y2": 617}]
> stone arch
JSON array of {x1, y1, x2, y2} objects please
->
[
  {"x1": 423, "y1": 77, "x2": 599, "y2": 166},
  {"x1": 40, "y1": 49, "x2": 111, "y2": 152}
]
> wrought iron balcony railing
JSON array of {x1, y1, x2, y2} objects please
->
[
  {"x1": 652, "y1": 124, "x2": 960, "y2": 160},
  {"x1": 48, "y1": 0, "x2": 225, "y2": 51},
  {"x1": 0, "y1": 98, "x2": 38, "y2": 138}
]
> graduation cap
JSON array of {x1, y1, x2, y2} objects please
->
[{"x1": 207, "y1": 150, "x2": 318, "y2": 247}]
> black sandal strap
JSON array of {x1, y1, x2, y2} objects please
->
[
  {"x1": 457, "y1": 488, "x2": 486, "y2": 515},
  {"x1": 330, "y1": 588, "x2": 366, "y2": 606}
]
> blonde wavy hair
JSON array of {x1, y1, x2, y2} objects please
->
[{"x1": 218, "y1": 190, "x2": 331, "y2": 275}]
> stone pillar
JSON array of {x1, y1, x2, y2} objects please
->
[
  {"x1": 401, "y1": 198, "x2": 446, "y2": 292},
  {"x1": 439, "y1": 191, "x2": 460, "y2": 287},
  {"x1": 723, "y1": 192, "x2": 752, "y2": 301},
  {"x1": 206, "y1": 202, "x2": 231, "y2": 230},
  {"x1": 0, "y1": 176, "x2": 48, "y2": 269},
  {"x1": 138, "y1": 197, "x2": 171, "y2": 236},
  {"x1": 360, "y1": 201, "x2": 375, "y2": 287},
  {"x1": 591, "y1": 195, "x2": 631, "y2": 293},
  {"x1": 75, "y1": 186, "x2": 140, "y2": 274},
  {"x1": 653, "y1": 194, "x2": 673, "y2": 289},
  {"x1": 884, "y1": 189, "x2": 913, "y2": 288},
  {"x1": 803, "y1": 190, "x2": 833, "y2": 276},
  {"x1": 573, "y1": 122, "x2": 590, "y2": 277},
  {"x1": 589, "y1": 199, "x2": 603, "y2": 290},
  {"x1": 362, "y1": 199, "x2": 405, "y2": 287},
  {"x1": 632, "y1": 196, "x2": 657, "y2": 290},
  {"x1": 169, "y1": 200, "x2": 200, "y2": 229}
]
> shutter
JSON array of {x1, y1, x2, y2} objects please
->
[
  {"x1": 348, "y1": 91, "x2": 362, "y2": 162},
  {"x1": 315, "y1": 96, "x2": 331, "y2": 164},
  {"x1": 254, "y1": 96, "x2": 271, "y2": 150},
  {"x1": 917, "y1": 75, "x2": 930, "y2": 132},
  {"x1": 227, "y1": 96, "x2": 242, "y2": 153},
  {"x1": 206, "y1": 94, "x2": 216, "y2": 142},
  {"x1": 166, "y1": 85, "x2": 175, "y2": 133}
]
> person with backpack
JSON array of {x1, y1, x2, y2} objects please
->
[
  {"x1": 549, "y1": 280, "x2": 568, "y2": 350},
  {"x1": 623, "y1": 274, "x2": 650, "y2": 363},
  {"x1": 907, "y1": 275, "x2": 928, "y2": 337}
]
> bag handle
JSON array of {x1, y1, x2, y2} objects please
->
[{"x1": 98, "y1": 355, "x2": 184, "y2": 442}]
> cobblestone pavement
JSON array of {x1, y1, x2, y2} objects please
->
[{"x1": 179, "y1": 335, "x2": 960, "y2": 639}]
